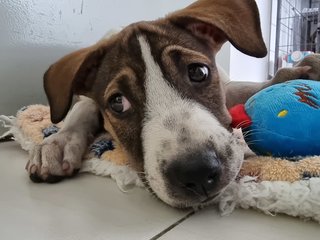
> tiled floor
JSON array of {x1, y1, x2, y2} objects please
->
[{"x1": 0, "y1": 141, "x2": 319, "y2": 240}]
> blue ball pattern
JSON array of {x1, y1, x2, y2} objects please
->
[{"x1": 244, "y1": 80, "x2": 320, "y2": 158}]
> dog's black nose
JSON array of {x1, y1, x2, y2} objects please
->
[{"x1": 166, "y1": 151, "x2": 221, "y2": 197}]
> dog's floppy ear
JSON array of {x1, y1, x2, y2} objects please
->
[
  {"x1": 167, "y1": 0, "x2": 267, "y2": 58},
  {"x1": 44, "y1": 45, "x2": 105, "y2": 123}
]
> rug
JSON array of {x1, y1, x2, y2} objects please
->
[{"x1": 1, "y1": 105, "x2": 320, "y2": 223}]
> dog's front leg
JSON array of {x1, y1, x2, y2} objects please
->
[
  {"x1": 26, "y1": 97, "x2": 100, "y2": 183},
  {"x1": 225, "y1": 81, "x2": 264, "y2": 108},
  {"x1": 225, "y1": 65, "x2": 314, "y2": 108}
]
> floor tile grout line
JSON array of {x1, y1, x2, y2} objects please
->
[{"x1": 149, "y1": 211, "x2": 195, "y2": 240}]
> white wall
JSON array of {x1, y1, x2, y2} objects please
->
[
  {"x1": 229, "y1": 0, "x2": 272, "y2": 82},
  {"x1": 216, "y1": 43, "x2": 231, "y2": 74}
]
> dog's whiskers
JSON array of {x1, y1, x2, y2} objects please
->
[
  {"x1": 137, "y1": 172, "x2": 159, "y2": 200},
  {"x1": 176, "y1": 181, "x2": 204, "y2": 199},
  {"x1": 242, "y1": 129, "x2": 265, "y2": 138},
  {"x1": 246, "y1": 139, "x2": 263, "y2": 146},
  {"x1": 235, "y1": 120, "x2": 251, "y2": 129}
]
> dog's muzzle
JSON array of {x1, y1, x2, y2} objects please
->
[{"x1": 164, "y1": 150, "x2": 222, "y2": 199}]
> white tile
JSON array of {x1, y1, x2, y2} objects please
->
[
  {"x1": 0, "y1": 142, "x2": 189, "y2": 240},
  {"x1": 159, "y1": 207, "x2": 320, "y2": 240}
]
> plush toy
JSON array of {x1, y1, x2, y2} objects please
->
[{"x1": 230, "y1": 79, "x2": 320, "y2": 158}]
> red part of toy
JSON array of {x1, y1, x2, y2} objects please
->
[{"x1": 229, "y1": 104, "x2": 252, "y2": 129}]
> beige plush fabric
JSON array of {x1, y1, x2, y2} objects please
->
[
  {"x1": 16, "y1": 105, "x2": 63, "y2": 144},
  {"x1": 240, "y1": 156, "x2": 320, "y2": 182}
]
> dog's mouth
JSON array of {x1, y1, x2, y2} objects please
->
[
  {"x1": 139, "y1": 124, "x2": 245, "y2": 208},
  {"x1": 141, "y1": 177, "x2": 223, "y2": 208},
  {"x1": 139, "y1": 149, "x2": 238, "y2": 208},
  {"x1": 202, "y1": 192, "x2": 221, "y2": 204}
]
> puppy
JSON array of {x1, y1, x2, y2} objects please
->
[{"x1": 26, "y1": 0, "x2": 314, "y2": 208}]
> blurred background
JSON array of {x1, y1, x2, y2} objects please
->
[{"x1": 269, "y1": 0, "x2": 320, "y2": 76}]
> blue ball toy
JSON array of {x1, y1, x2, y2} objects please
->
[{"x1": 230, "y1": 79, "x2": 320, "y2": 158}]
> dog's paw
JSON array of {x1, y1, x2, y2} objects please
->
[
  {"x1": 272, "y1": 66, "x2": 312, "y2": 85},
  {"x1": 293, "y1": 65, "x2": 313, "y2": 79},
  {"x1": 294, "y1": 65, "x2": 320, "y2": 81},
  {"x1": 26, "y1": 131, "x2": 86, "y2": 183}
]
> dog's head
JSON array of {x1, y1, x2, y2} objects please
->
[{"x1": 44, "y1": 0, "x2": 266, "y2": 208}]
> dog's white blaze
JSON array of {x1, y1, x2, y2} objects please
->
[{"x1": 138, "y1": 36, "x2": 243, "y2": 206}]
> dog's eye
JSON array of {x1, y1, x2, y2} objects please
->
[
  {"x1": 188, "y1": 64, "x2": 209, "y2": 83},
  {"x1": 109, "y1": 93, "x2": 131, "y2": 114}
]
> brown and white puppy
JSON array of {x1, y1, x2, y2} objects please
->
[{"x1": 26, "y1": 0, "x2": 312, "y2": 208}]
